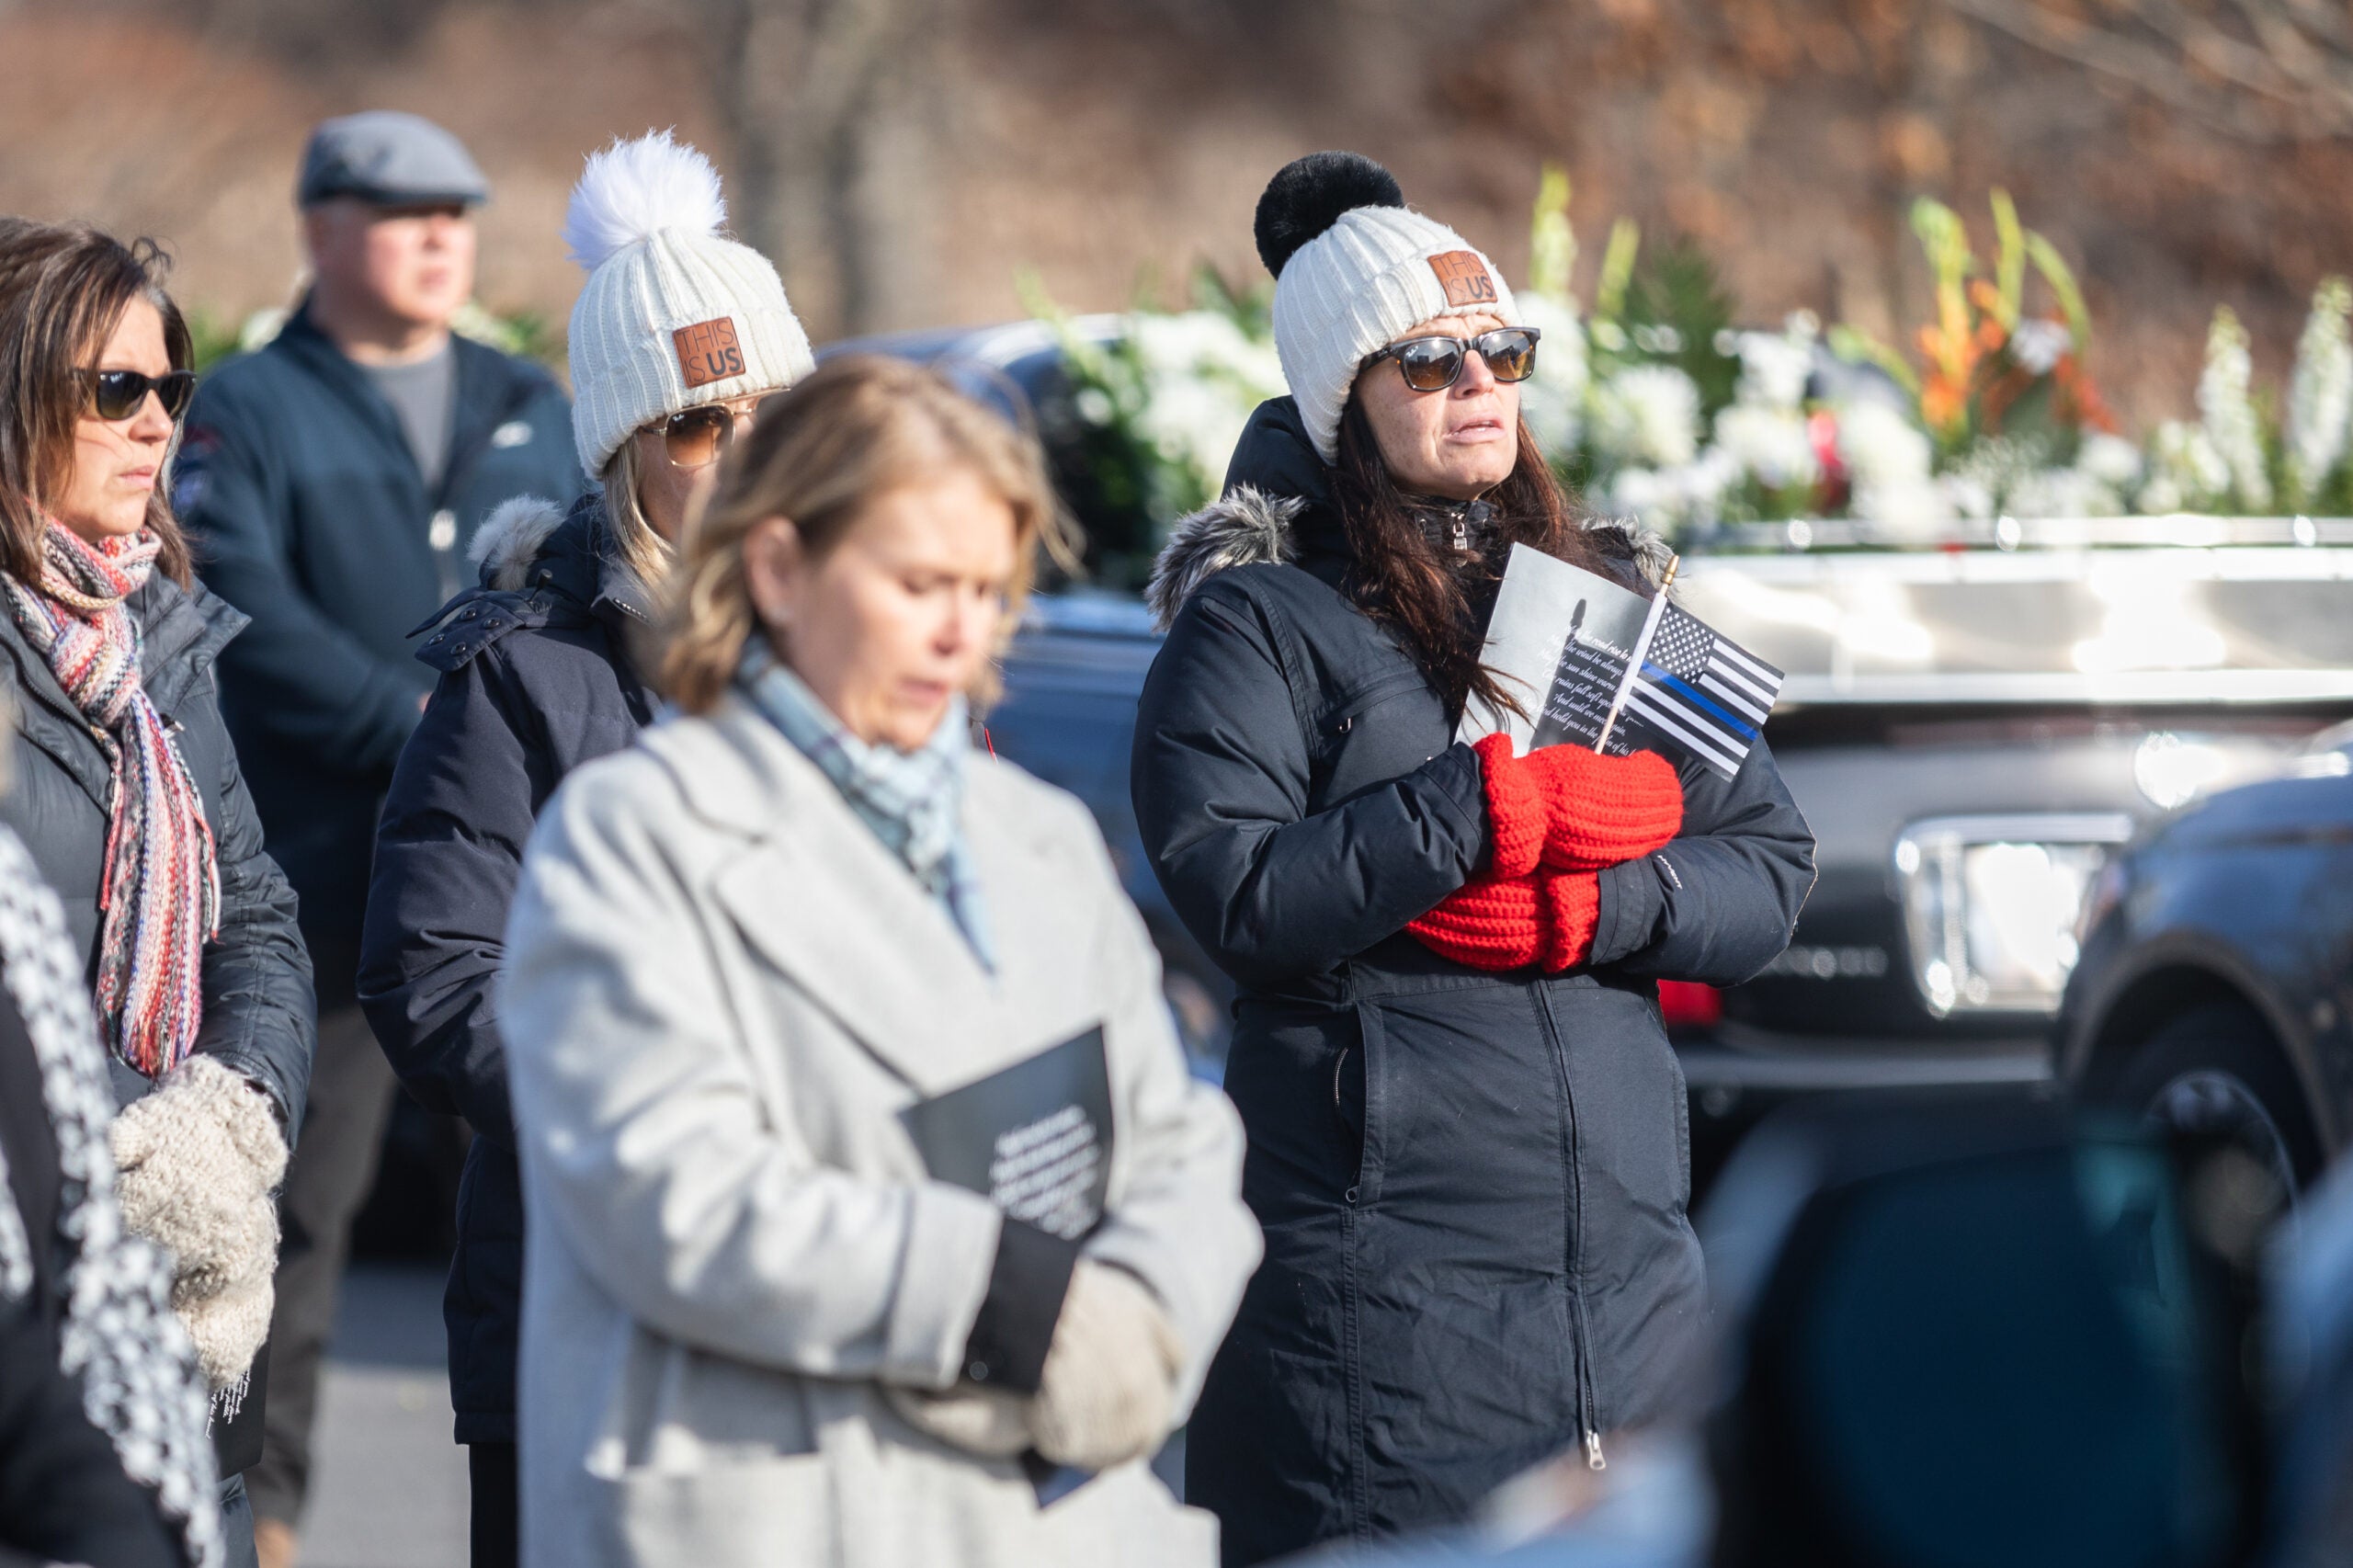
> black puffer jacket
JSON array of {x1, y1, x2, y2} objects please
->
[
  {"x1": 0, "y1": 574, "x2": 313, "y2": 1129},
  {"x1": 358, "y1": 492, "x2": 654, "y2": 1445},
  {"x1": 1132, "y1": 399, "x2": 1815, "y2": 1564}
]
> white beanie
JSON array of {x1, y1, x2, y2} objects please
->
[
  {"x1": 1259, "y1": 153, "x2": 1521, "y2": 464},
  {"x1": 562, "y1": 131, "x2": 816, "y2": 480}
]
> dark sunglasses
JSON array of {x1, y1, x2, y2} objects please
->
[
  {"x1": 1361, "y1": 326, "x2": 1541, "y2": 392},
  {"x1": 83, "y1": 369, "x2": 196, "y2": 423},
  {"x1": 646, "y1": 402, "x2": 754, "y2": 470}
]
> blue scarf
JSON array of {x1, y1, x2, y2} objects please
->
[{"x1": 738, "y1": 642, "x2": 995, "y2": 971}]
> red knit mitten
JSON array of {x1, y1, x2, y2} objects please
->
[
  {"x1": 1406, "y1": 869, "x2": 1600, "y2": 973},
  {"x1": 1472, "y1": 733, "x2": 1684, "y2": 876}
]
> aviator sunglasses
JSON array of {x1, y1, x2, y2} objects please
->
[
  {"x1": 83, "y1": 369, "x2": 196, "y2": 423},
  {"x1": 645, "y1": 400, "x2": 762, "y2": 470},
  {"x1": 1360, "y1": 326, "x2": 1541, "y2": 392}
]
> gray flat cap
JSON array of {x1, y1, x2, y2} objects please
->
[{"x1": 298, "y1": 111, "x2": 490, "y2": 208}]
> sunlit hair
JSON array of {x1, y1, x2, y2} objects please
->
[
  {"x1": 660, "y1": 354, "x2": 1079, "y2": 715},
  {"x1": 1333, "y1": 394, "x2": 1614, "y2": 722},
  {"x1": 599, "y1": 436, "x2": 673, "y2": 589},
  {"x1": 0, "y1": 219, "x2": 196, "y2": 586}
]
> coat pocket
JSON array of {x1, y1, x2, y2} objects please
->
[
  {"x1": 603, "y1": 1450, "x2": 836, "y2": 1568},
  {"x1": 1344, "y1": 1003, "x2": 1386, "y2": 1207}
]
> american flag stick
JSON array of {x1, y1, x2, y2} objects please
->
[{"x1": 1593, "y1": 553, "x2": 1680, "y2": 753}]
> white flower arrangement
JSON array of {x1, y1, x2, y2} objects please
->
[
  {"x1": 1037, "y1": 203, "x2": 2353, "y2": 557},
  {"x1": 1835, "y1": 400, "x2": 1947, "y2": 536},
  {"x1": 2075, "y1": 432, "x2": 2145, "y2": 492},
  {"x1": 1124, "y1": 310, "x2": 1285, "y2": 494},
  {"x1": 1714, "y1": 403, "x2": 1818, "y2": 492},
  {"x1": 1588, "y1": 363, "x2": 1702, "y2": 470},
  {"x1": 2285, "y1": 277, "x2": 2352, "y2": 507},
  {"x1": 2142, "y1": 420, "x2": 2233, "y2": 513},
  {"x1": 1515, "y1": 290, "x2": 1589, "y2": 456},
  {"x1": 1730, "y1": 317, "x2": 1817, "y2": 412},
  {"x1": 2197, "y1": 306, "x2": 2273, "y2": 512}
]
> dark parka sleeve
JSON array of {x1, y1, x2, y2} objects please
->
[
  {"x1": 191, "y1": 650, "x2": 315, "y2": 1134},
  {"x1": 1135, "y1": 570, "x2": 1815, "y2": 994},
  {"x1": 179, "y1": 376, "x2": 424, "y2": 779},
  {"x1": 357, "y1": 645, "x2": 539, "y2": 1147},
  {"x1": 1132, "y1": 573, "x2": 1492, "y2": 991},
  {"x1": 1586, "y1": 739, "x2": 1816, "y2": 985}
]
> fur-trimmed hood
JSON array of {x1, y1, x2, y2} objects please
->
[
  {"x1": 1146, "y1": 484, "x2": 1676, "y2": 631},
  {"x1": 469, "y1": 494, "x2": 570, "y2": 592}
]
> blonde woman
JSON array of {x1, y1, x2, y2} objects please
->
[
  {"x1": 357, "y1": 131, "x2": 813, "y2": 1567},
  {"x1": 499, "y1": 355, "x2": 1260, "y2": 1567}
]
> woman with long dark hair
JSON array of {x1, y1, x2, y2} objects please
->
[
  {"x1": 1131, "y1": 154, "x2": 1816, "y2": 1564},
  {"x1": 0, "y1": 219, "x2": 313, "y2": 1568}
]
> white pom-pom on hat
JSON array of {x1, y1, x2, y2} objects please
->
[
  {"x1": 563, "y1": 130, "x2": 728, "y2": 271},
  {"x1": 562, "y1": 130, "x2": 815, "y2": 480}
]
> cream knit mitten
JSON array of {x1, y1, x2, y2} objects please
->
[
  {"x1": 1026, "y1": 1262, "x2": 1182, "y2": 1472},
  {"x1": 884, "y1": 1383, "x2": 1035, "y2": 1458},
  {"x1": 110, "y1": 1057, "x2": 288, "y2": 1391}
]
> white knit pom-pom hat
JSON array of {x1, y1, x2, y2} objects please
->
[
  {"x1": 563, "y1": 131, "x2": 815, "y2": 479},
  {"x1": 1257, "y1": 152, "x2": 1520, "y2": 464}
]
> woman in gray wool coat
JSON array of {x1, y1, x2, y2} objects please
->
[{"x1": 499, "y1": 354, "x2": 1261, "y2": 1568}]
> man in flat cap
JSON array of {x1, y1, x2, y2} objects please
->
[{"x1": 176, "y1": 109, "x2": 580, "y2": 1568}]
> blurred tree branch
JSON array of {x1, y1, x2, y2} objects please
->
[
  {"x1": 708, "y1": 0, "x2": 944, "y2": 336},
  {"x1": 1939, "y1": 0, "x2": 2353, "y2": 141}
]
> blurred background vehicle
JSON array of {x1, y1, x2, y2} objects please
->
[{"x1": 2060, "y1": 721, "x2": 2353, "y2": 1214}]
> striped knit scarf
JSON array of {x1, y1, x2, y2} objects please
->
[{"x1": 5, "y1": 524, "x2": 220, "y2": 1077}]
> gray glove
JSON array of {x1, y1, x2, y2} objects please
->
[
  {"x1": 1026, "y1": 1261, "x2": 1182, "y2": 1472},
  {"x1": 110, "y1": 1057, "x2": 287, "y2": 1390}
]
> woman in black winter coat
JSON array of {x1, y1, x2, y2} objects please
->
[
  {"x1": 0, "y1": 221, "x2": 313, "y2": 1568},
  {"x1": 355, "y1": 131, "x2": 813, "y2": 1568},
  {"x1": 1131, "y1": 156, "x2": 1816, "y2": 1564},
  {"x1": 0, "y1": 818, "x2": 222, "y2": 1568}
]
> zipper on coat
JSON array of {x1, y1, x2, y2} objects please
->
[{"x1": 1536, "y1": 984, "x2": 1608, "y2": 1471}]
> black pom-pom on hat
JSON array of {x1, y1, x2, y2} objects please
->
[{"x1": 1254, "y1": 152, "x2": 1405, "y2": 278}]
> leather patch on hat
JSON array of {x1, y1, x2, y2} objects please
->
[
  {"x1": 673, "y1": 318, "x2": 746, "y2": 389},
  {"x1": 1428, "y1": 251, "x2": 1500, "y2": 310}
]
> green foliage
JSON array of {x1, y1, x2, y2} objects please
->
[
  {"x1": 1529, "y1": 164, "x2": 1575, "y2": 301},
  {"x1": 2023, "y1": 233, "x2": 2091, "y2": 350},
  {"x1": 1828, "y1": 324, "x2": 1920, "y2": 396},
  {"x1": 1593, "y1": 218, "x2": 1641, "y2": 324},
  {"x1": 182, "y1": 300, "x2": 565, "y2": 379},
  {"x1": 1017, "y1": 267, "x2": 1163, "y2": 583},
  {"x1": 1623, "y1": 238, "x2": 1741, "y2": 422},
  {"x1": 1909, "y1": 198, "x2": 1974, "y2": 297},
  {"x1": 455, "y1": 304, "x2": 564, "y2": 369},
  {"x1": 1990, "y1": 189, "x2": 2025, "y2": 331},
  {"x1": 1188, "y1": 261, "x2": 1272, "y2": 339},
  {"x1": 186, "y1": 309, "x2": 245, "y2": 375}
]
